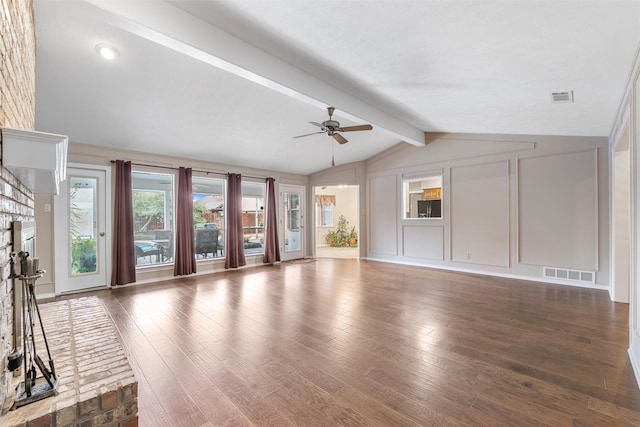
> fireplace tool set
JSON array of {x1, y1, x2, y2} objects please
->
[{"x1": 9, "y1": 251, "x2": 59, "y2": 409}]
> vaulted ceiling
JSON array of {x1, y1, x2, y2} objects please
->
[{"x1": 33, "y1": 0, "x2": 640, "y2": 175}]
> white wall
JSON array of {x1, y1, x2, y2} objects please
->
[
  {"x1": 369, "y1": 174, "x2": 397, "y2": 255},
  {"x1": 613, "y1": 146, "x2": 631, "y2": 303},
  {"x1": 365, "y1": 133, "x2": 609, "y2": 289},
  {"x1": 518, "y1": 150, "x2": 599, "y2": 270},
  {"x1": 632, "y1": 53, "x2": 640, "y2": 389},
  {"x1": 450, "y1": 161, "x2": 509, "y2": 267},
  {"x1": 34, "y1": 195, "x2": 55, "y2": 296}
]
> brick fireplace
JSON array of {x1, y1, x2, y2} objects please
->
[
  {"x1": 2, "y1": 297, "x2": 138, "y2": 427},
  {"x1": 1, "y1": 0, "x2": 38, "y2": 412}
]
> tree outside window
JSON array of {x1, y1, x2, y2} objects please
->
[{"x1": 132, "y1": 171, "x2": 174, "y2": 266}]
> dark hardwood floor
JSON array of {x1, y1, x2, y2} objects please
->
[{"x1": 81, "y1": 259, "x2": 640, "y2": 426}]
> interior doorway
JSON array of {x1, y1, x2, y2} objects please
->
[
  {"x1": 314, "y1": 185, "x2": 359, "y2": 259},
  {"x1": 612, "y1": 120, "x2": 631, "y2": 302}
]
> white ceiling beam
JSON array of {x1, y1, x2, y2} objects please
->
[{"x1": 85, "y1": 0, "x2": 425, "y2": 146}]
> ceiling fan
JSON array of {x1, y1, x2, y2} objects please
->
[{"x1": 293, "y1": 107, "x2": 373, "y2": 144}]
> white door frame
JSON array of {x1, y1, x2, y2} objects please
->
[
  {"x1": 54, "y1": 163, "x2": 111, "y2": 294},
  {"x1": 280, "y1": 184, "x2": 305, "y2": 261},
  {"x1": 611, "y1": 118, "x2": 631, "y2": 303}
]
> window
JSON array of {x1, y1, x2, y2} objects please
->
[
  {"x1": 284, "y1": 190, "x2": 302, "y2": 252},
  {"x1": 132, "y1": 171, "x2": 174, "y2": 266},
  {"x1": 315, "y1": 194, "x2": 335, "y2": 227},
  {"x1": 241, "y1": 181, "x2": 265, "y2": 255},
  {"x1": 285, "y1": 193, "x2": 301, "y2": 231},
  {"x1": 403, "y1": 175, "x2": 442, "y2": 219},
  {"x1": 316, "y1": 202, "x2": 334, "y2": 227},
  {"x1": 193, "y1": 176, "x2": 225, "y2": 259},
  {"x1": 69, "y1": 176, "x2": 97, "y2": 274}
]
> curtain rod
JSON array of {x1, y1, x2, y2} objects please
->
[{"x1": 109, "y1": 160, "x2": 273, "y2": 181}]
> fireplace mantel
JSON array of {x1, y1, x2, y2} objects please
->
[{"x1": 1, "y1": 127, "x2": 68, "y2": 195}]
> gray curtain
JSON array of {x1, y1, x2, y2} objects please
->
[
  {"x1": 174, "y1": 167, "x2": 196, "y2": 275},
  {"x1": 112, "y1": 160, "x2": 136, "y2": 285},
  {"x1": 263, "y1": 177, "x2": 280, "y2": 264},
  {"x1": 224, "y1": 173, "x2": 246, "y2": 269}
]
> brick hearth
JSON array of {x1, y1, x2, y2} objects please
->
[{"x1": 1, "y1": 297, "x2": 138, "y2": 427}]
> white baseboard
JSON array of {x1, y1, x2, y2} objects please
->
[
  {"x1": 35, "y1": 292, "x2": 56, "y2": 300},
  {"x1": 363, "y1": 257, "x2": 609, "y2": 291},
  {"x1": 628, "y1": 346, "x2": 640, "y2": 390}
]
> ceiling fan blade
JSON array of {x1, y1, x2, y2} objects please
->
[
  {"x1": 333, "y1": 133, "x2": 348, "y2": 144},
  {"x1": 339, "y1": 124, "x2": 373, "y2": 132},
  {"x1": 293, "y1": 131, "x2": 325, "y2": 139},
  {"x1": 309, "y1": 121, "x2": 325, "y2": 129}
]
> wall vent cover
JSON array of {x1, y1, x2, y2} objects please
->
[
  {"x1": 543, "y1": 267, "x2": 594, "y2": 284},
  {"x1": 550, "y1": 91, "x2": 574, "y2": 103}
]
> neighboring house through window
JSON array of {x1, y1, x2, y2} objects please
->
[{"x1": 193, "y1": 176, "x2": 225, "y2": 259}]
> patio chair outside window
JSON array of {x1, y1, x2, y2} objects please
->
[{"x1": 196, "y1": 229, "x2": 219, "y2": 258}]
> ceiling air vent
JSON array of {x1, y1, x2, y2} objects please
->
[{"x1": 550, "y1": 91, "x2": 574, "y2": 103}]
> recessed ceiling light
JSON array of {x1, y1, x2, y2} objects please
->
[{"x1": 95, "y1": 43, "x2": 119, "y2": 60}]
